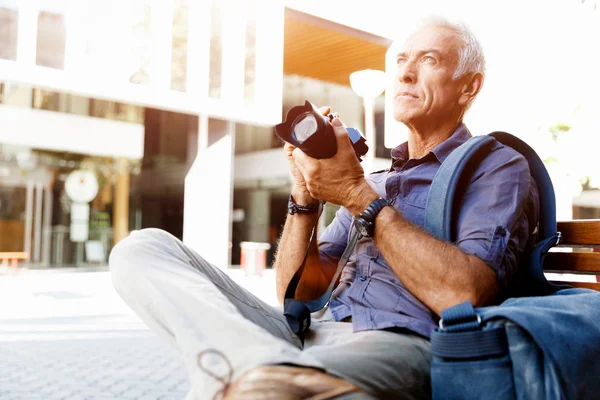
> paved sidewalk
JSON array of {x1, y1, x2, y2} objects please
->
[{"x1": 0, "y1": 266, "x2": 278, "y2": 399}]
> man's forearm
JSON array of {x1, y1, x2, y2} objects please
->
[
  {"x1": 374, "y1": 207, "x2": 497, "y2": 315},
  {"x1": 345, "y1": 184, "x2": 497, "y2": 316},
  {"x1": 274, "y1": 190, "x2": 324, "y2": 305}
]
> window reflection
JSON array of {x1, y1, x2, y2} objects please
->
[
  {"x1": 90, "y1": 99, "x2": 144, "y2": 124},
  {"x1": 235, "y1": 123, "x2": 276, "y2": 154},
  {"x1": 244, "y1": 2, "x2": 257, "y2": 105},
  {"x1": 143, "y1": 108, "x2": 196, "y2": 169},
  {"x1": 32, "y1": 89, "x2": 61, "y2": 112},
  {"x1": 30, "y1": 88, "x2": 143, "y2": 124},
  {"x1": 0, "y1": 5, "x2": 18, "y2": 61},
  {"x1": 128, "y1": 0, "x2": 153, "y2": 85},
  {"x1": 208, "y1": 1, "x2": 224, "y2": 99},
  {"x1": 171, "y1": 0, "x2": 189, "y2": 92},
  {"x1": 36, "y1": 11, "x2": 66, "y2": 69},
  {"x1": 0, "y1": 144, "x2": 122, "y2": 265},
  {"x1": 0, "y1": 185, "x2": 27, "y2": 252}
]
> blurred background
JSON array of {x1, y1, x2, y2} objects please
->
[
  {"x1": 0, "y1": 0, "x2": 598, "y2": 398},
  {"x1": 0, "y1": 0, "x2": 598, "y2": 271}
]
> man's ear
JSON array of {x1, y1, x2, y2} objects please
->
[{"x1": 458, "y1": 72, "x2": 484, "y2": 107}]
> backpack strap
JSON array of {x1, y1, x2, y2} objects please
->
[
  {"x1": 489, "y1": 132, "x2": 557, "y2": 241},
  {"x1": 424, "y1": 135, "x2": 496, "y2": 241},
  {"x1": 424, "y1": 131, "x2": 563, "y2": 296}
]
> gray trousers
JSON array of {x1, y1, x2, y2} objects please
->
[{"x1": 109, "y1": 229, "x2": 431, "y2": 400}]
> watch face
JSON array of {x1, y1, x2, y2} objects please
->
[{"x1": 353, "y1": 218, "x2": 371, "y2": 237}]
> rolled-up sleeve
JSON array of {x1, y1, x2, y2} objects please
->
[{"x1": 455, "y1": 145, "x2": 539, "y2": 289}]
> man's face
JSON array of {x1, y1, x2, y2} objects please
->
[{"x1": 393, "y1": 24, "x2": 466, "y2": 124}]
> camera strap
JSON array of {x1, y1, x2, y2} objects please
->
[{"x1": 283, "y1": 213, "x2": 361, "y2": 336}]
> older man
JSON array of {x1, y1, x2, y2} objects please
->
[{"x1": 110, "y1": 17, "x2": 538, "y2": 400}]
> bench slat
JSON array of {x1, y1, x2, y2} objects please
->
[
  {"x1": 557, "y1": 220, "x2": 600, "y2": 246},
  {"x1": 552, "y1": 281, "x2": 600, "y2": 291},
  {"x1": 545, "y1": 251, "x2": 600, "y2": 273}
]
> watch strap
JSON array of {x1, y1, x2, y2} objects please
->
[
  {"x1": 355, "y1": 198, "x2": 391, "y2": 237},
  {"x1": 288, "y1": 195, "x2": 320, "y2": 215},
  {"x1": 361, "y1": 198, "x2": 391, "y2": 219}
]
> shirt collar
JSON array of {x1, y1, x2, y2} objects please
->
[{"x1": 390, "y1": 123, "x2": 472, "y2": 166}]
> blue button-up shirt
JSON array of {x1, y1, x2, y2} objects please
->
[{"x1": 318, "y1": 124, "x2": 539, "y2": 338}]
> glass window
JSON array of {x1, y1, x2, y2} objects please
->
[
  {"x1": 89, "y1": 98, "x2": 144, "y2": 124},
  {"x1": 157, "y1": 111, "x2": 190, "y2": 165},
  {"x1": 171, "y1": 0, "x2": 189, "y2": 92},
  {"x1": 67, "y1": 94, "x2": 92, "y2": 117},
  {"x1": 0, "y1": 5, "x2": 18, "y2": 61},
  {"x1": 208, "y1": 1, "x2": 224, "y2": 99},
  {"x1": 32, "y1": 88, "x2": 61, "y2": 112},
  {"x1": 143, "y1": 108, "x2": 195, "y2": 169},
  {"x1": 32, "y1": 89, "x2": 94, "y2": 118},
  {"x1": 0, "y1": 186, "x2": 27, "y2": 252},
  {"x1": 36, "y1": 6, "x2": 66, "y2": 69},
  {"x1": 244, "y1": 3, "x2": 257, "y2": 105},
  {"x1": 128, "y1": 0, "x2": 153, "y2": 85},
  {"x1": 234, "y1": 122, "x2": 277, "y2": 154}
]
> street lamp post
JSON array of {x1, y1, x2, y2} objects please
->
[{"x1": 349, "y1": 69, "x2": 386, "y2": 173}]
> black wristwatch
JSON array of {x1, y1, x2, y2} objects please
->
[
  {"x1": 353, "y1": 198, "x2": 391, "y2": 237},
  {"x1": 288, "y1": 195, "x2": 321, "y2": 215}
]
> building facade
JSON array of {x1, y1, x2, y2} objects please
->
[{"x1": 0, "y1": 0, "x2": 392, "y2": 269}]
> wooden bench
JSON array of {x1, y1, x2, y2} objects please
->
[
  {"x1": 545, "y1": 220, "x2": 600, "y2": 291},
  {"x1": 0, "y1": 252, "x2": 29, "y2": 269}
]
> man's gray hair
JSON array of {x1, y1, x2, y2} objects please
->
[{"x1": 420, "y1": 16, "x2": 486, "y2": 79}]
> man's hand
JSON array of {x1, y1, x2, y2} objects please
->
[
  {"x1": 285, "y1": 106, "x2": 331, "y2": 204},
  {"x1": 292, "y1": 115, "x2": 378, "y2": 213}
]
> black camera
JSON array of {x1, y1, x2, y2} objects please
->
[{"x1": 275, "y1": 101, "x2": 369, "y2": 161}]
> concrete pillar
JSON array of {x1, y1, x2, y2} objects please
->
[
  {"x1": 3, "y1": 83, "x2": 32, "y2": 107},
  {"x1": 362, "y1": 97, "x2": 376, "y2": 173},
  {"x1": 183, "y1": 116, "x2": 235, "y2": 270},
  {"x1": 246, "y1": 189, "x2": 270, "y2": 242},
  {"x1": 24, "y1": 180, "x2": 34, "y2": 260},
  {"x1": 16, "y1": 1, "x2": 37, "y2": 66},
  {"x1": 41, "y1": 186, "x2": 53, "y2": 267},
  {"x1": 113, "y1": 158, "x2": 130, "y2": 246},
  {"x1": 33, "y1": 182, "x2": 43, "y2": 263}
]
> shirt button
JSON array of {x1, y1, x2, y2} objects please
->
[{"x1": 359, "y1": 275, "x2": 367, "y2": 282}]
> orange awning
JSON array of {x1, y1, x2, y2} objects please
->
[{"x1": 283, "y1": 9, "x2": 391, "y2": 87}]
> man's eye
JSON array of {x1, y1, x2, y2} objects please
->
[
  {"x1": 423, "y1": 56, "x2": 436, "y2": 63},
  {"x1": 396, "y1": 58, "x2": 407, "y2": 65}
]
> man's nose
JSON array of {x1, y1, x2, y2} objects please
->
[{"x1": 397, "y1": 62, "x2": 417, "y2": 84}]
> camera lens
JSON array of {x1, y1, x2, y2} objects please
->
[{"x1": 292, "y1": 114, "x2": 318, "y2": 144}]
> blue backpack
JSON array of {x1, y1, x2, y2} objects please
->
[{"x1": 424, "y1": 132, "x2": 600, "y2": 400}]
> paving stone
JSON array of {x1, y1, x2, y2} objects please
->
[
  {"x1": 119, "y1": 388, "x2": 148, "y2": 399},
  {"x1": 135, "y1": 395, "x2": 163, "y2": 400},
  {"x1": 0, "y1": 271, "x2": 223, "y2": 398},
  {"x1": 0, "y1": 334, "x2": 190, "y2": 398}
]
